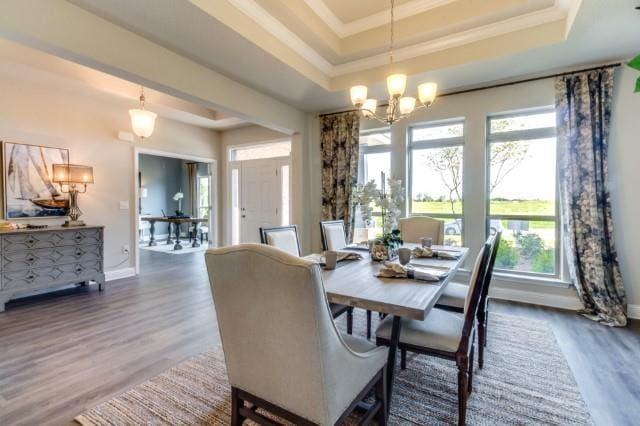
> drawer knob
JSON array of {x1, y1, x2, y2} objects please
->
[
  {"x1": 76, "y1": 251, "x2": 83, "y2": 256},
  {"x1": 27, "y1": 239, "x2": 35, "y2": 244},
  {"x1": 76, "y1": 268, "x2": 83, "y2": 273},
  {"x1": 27, "y1": 256, "x2": 35, "y2": 262},
  {"x1": 27, "y1": 275, "x2": 35, "y2": 280}
]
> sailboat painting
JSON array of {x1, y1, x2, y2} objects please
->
[{"x1": 3, "y1": 142, "x2": 70, "y2": 218}]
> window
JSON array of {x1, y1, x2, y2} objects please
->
[
  {"x1": 487, "y1": 109, "x2": 559, "y2": 276},
  {"x1": 229, "y1": 140, "x2": 291, "y2": 161},
  {"x1": 354, "y1": 130, "x2": 391, "y2": 241},
  {"x1": 409, "y1": 120, "x2": 464, "y2": 246},
  {"x1": 197, "y1": 175, "x2": 211, "y2": 219}
]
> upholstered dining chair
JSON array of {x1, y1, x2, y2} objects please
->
[
  {"x1": 260, "y1": 225, "x2": 354, "y2": 334},
  {"x1": 205, "y1": 244, "x2": 388, "y2": 425},
  {"x1": 435, "y1": 232, "x2": 501, "y2": 368},
  {"x1": 320, "y1": 220, "x2": 375, "y2": 339},
  {"x1": 375, "y1": 243, "x2": 492, "y2": 426},
  {"x1": 398, "y1": 216, "x2": 445, "y2": 245}
]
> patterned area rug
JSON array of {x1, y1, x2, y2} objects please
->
[{"x1": 75, "y1": 313, "x2": 591, "y2": 425}]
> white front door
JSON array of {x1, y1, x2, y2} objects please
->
[{"x1": 239, "y1": 158, "x2": 286, "y2": 243}]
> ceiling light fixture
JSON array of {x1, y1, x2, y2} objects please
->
[
  {"x1": 129, "y1": 86, "x2": 157, "y2": 139},
  {"x1": 350, "y1": 0, "x2": 437, "y2": 125}
]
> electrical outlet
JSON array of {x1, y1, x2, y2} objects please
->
[{"x1": 122, "y1": 244, "x2": 130, "y2": 255}]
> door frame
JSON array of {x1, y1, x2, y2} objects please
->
[
  {"x1": 226, "y1": 155, "x2": 291, "y2": 245},
  {"x1": 133, "y1": 147, "x2": 217, "y2": 275}
]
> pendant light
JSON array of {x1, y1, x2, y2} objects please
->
[{"x1": 129, "y1": 86, "x2": 157, "y2": 139}]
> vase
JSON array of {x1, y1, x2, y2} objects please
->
[{"x1": 369, "y1": 242, "x2": 398, "y2": 261}]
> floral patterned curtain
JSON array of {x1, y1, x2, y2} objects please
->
[
  {"x1": 320, "y1": 111, "x2": 360, "y2": 242},
  {"x1": 556, "y1": 68, "x2": 627, "y2": 326}
]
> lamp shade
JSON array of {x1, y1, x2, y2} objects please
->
[
  {"x1": 418, "y1": 82, "x2": 437, "y2": 105},
  {"x1": 129, "y1": 108, "x2": 157, "y2": 138},
  {"x1": 362, "y1": 99, "x2": 378, "y2": 117},
  {"x1": 386, "y1": 73, "x2": 407, "y2": 97},
  {"x1": 350, "y1": 85, "x2": 368, "y2": 107},
  {"x1": 399, "y1": 96, "x2": 416, "y2": 115},
  {"x1": 52, "y1": 164, "x2": 94, "y2": 184}
]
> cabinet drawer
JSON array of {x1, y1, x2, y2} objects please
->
[
  {"x1": 2, "y1": 229, "x2": 102, "y2": 251},
  {"x1": 2, "y1": 245, "x2": 102, "y2": 272},
  {"x1": 1, "y1": 261, "x2": 103, "y2": 291}
]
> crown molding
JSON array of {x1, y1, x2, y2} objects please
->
[{"x1": 303, "y1": 0, "x2": 456, "y2": 37}]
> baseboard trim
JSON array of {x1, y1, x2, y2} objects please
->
[
  {"x1": 627, "y1": 304, "x2": 640, "y2": 320},
  {"x1": 490, "y1": 286, "x2": 583, "y2": 311},
  {"x1": 105, "y1": 267, "x2": 136, "y2": 282}
]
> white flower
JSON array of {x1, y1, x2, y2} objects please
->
[{"x1": 173, "y1": 192, "x2": 184, "y2": 201}]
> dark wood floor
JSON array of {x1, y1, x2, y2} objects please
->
[{"x1": 0, "y1": 249, "x2": 638, "y2": 425}]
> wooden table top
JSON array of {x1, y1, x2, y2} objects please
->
[
  {"x1": 322, "y1": 245, "x2": 468, "y2": 321},
  {"x1": 140, "y1": 217, "x2": 208, "y2": 224}
]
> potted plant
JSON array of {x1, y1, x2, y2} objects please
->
[{"x1": 352, "y1": 173, "x2": 404, "y2": 261}]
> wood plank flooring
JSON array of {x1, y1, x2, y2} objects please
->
[{"x1": 0, "y1": 248, "x2": 638, "y2": 425}]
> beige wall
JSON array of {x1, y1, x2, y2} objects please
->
[{"x1": 0, "y1": 76, "x2": 220, "y2": 277}]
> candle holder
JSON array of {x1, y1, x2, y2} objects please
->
[{"x1": 52, "y1": 164, "x2": 94, "y2": 227}]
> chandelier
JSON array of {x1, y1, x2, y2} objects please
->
[
  {"x1": 129, "y1": 86, "x2": 157, "y2": 139},
  {"x1": 350, "y1": 0, "x2": 437, "y2": 125}
]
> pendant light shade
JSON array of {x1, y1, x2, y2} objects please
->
[
  {"x1": 386, "y1": 73, "x2": 407, "y2": 98},
  {"x1": 129, "y1": 87, "x2": 157, "y2": 139}
]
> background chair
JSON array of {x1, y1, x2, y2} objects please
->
[
  {"x1": 261, "y1": 225, "x2": 354, "y2": 334},
  {"x1": 435, "y1": 232, "x2": 501, "y2": 368},
  {"x1": 206, "y1": 244, "x2": 388, "y2": 425},
  {"x1": 376, "y1": 243, "x2": 491, "y2": 426},
  {"x1": 320, "y1": 220, "x2": 374, "y2": 339},
  {"x1": 398, "y1": 216, "x2": 445, "y2": 245}
]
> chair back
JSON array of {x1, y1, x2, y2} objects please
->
[
  {"x1": 457, "y1": 243, "x2": 491, "y2": 353},
  {"x1": 398, "y1": 216, "x2": 445, "y2": 245},
  {"x1": 205, "y1": 244, "x2": 376, "y2": 424},
  {"x1": 260, "y1": 225, "x2": 301, "y2": 256},
  {"x1": 320, "y1": 220, "x2": 348, "y2": 251},
  {"x1": 478, "y1": 231, "x2": 501, "y2": 317}
]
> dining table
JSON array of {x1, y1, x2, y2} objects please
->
[{"x1": 321, "y1": 244, "x2": 469, "y2": 406}]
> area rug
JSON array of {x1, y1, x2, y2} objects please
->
[
  {"x1": 75, "y1": 313, "x2": 591, "y2": 425},
  {"x1": 139, "y1": 241, "x2": 209, "y2": 255}
]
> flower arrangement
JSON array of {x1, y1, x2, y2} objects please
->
[
  {"x1": 352, "y1": 172, "x2": 405, "y2": 260},
  {"x1": 173, "y1": 191, "x2": 184, "y2": 216}
]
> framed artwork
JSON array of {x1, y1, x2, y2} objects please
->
[{"x1": 2, "y1": 141, "x2": 70, "y2": 219}]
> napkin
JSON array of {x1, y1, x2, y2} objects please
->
[
  {"x1": 412, "y1": 247, "x2": 433, "y2": 258},
  {"x1": 336, "y1": 251, "x2": 363, "y2": 261},
  {"x1": 411, "y1": 247, "x2": 461, "y2": 260},
  {"x1": 376, "y1": 261, "x2": 447, "y2": 282},
  {"x1": 433, "y1": 250, "x2": 462, "y2": 260}
]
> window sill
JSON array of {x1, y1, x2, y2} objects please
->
[{"x1": 456, "y1": 269, "x2": 571, "y2": 289}]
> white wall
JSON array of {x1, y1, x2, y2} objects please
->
[
  {"x1": 0, "y1": 76, "x2": 220, "y2": 277},
  {"x1": 309, "y1": 66, "x2": 640, "y2": 313}
]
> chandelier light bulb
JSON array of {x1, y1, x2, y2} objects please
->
[
  {"x1": 350, "y1": 85, "x2": 368, "y2": 107},
  {"x1": 418, "y1": 82, "x2": 438, "y2": 105},
  {"x1": 399, "y1": 96, "x2": 416, "y2": 115},
  {"x1": 386, "y1": 74, "x2": 407, "y2": 97},
  {"x1": 362, "y1": 99, "x2": 378, "y2": 117}
]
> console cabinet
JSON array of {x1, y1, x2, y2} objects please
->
[{"x1": 0, "y1": 226, "x2": 105, "y2": 312}]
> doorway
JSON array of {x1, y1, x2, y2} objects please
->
[{"x1": 227, "y1": 141, "x2": 291, "y2": 244}]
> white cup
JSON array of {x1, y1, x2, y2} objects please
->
[
  {"x1": 421, "y1": 237, "x2": 433, "y2": 248},
  {"x1": 398, "y1": 247, "x2": 412, "y2": 265},
  {"x1": 324, "y1": 250, "x2": 338, "y2": 270}
]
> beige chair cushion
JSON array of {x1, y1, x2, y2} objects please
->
[
  {"x1": 437, "y1": 282, "x2": 468, "y2": 309},
  {"x1": 398, "y1": 217, "x2": 445, "y2": 245},
  {"x1": 266, "y1": 230, "x2": 300, "y2": 256},
  {"x1": 324, "y1": 224, "x2": 348, "y2": 251},
  {"x1": 376, "y1": 308, "x2": 464, "y2": 353}
]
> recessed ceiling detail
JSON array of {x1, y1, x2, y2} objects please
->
[{"x1": 189, "y1": 0, "x2": 581, "y2": 91}]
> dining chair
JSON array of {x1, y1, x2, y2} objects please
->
[
  {"x1": 435, "y1": 232, "x2": 501, "y2": 368},
  {"x1": 261, "y1": 225, "x2": 354, "y2": 335},
  {"x1": 398, "y1": 216, "x2": 445, "y2": 245},
  {"x1": 205, "y1": 244, "x2": 388, "y2": 425},
  {"x1": 375, "y1": 243, "x2": 492, "y2": 426},
  {"x1": 320, "y1": 220, "x2": 375, "y2": 339}
]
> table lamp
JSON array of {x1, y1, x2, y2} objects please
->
[{"x1": 52, "y1": 164, "x2": 94, "y2": 227}]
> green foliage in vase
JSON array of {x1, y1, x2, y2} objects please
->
[
  {"x1": 376, "y1": 228, "x2": 403, "y2": 248},
  {"x1": 629, "y1": 55, "x2": 640, "y2": 93}
]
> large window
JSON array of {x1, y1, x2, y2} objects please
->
[
  {"x1": 354, "y1": 130, "x2": 391, "y2": 241},
  {"x1": 487, "y1": 109, "x2": 559, "y2": 276},
  {"x1": 409, "y1": 120, "x2": 464, "y2": 246}
]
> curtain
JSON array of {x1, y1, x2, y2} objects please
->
[
  {"x1": 186, "y1": 162, "x2": 198, "y2": 217},
  {"x1": 320, "y1": 111, "x2": 360, "y2": 242},
  {"x1": 555, "y1": 67, "x2": 627, "y2": 326}
]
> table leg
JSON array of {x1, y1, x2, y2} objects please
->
[
  {"x1": 386, "y1": 316, "x2": 402, "y2": 411},
  {"x1": 191, "y1": 222, "x2": 200, "y2": 248},
  {"x1": 166, "y1": 223, "x2": 174, "y2": 245},
  {"x1": 174, "y1": 223, "x2": 183, "y2": 250},
  {"x1": 148, "y1": 221, "x2": 157, "y2": 246}
]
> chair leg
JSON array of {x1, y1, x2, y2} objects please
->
[
  {"x1": 366, "y1": 310, "x2": 372, "y2": 340},
  {"x1": 457, "y1": 360, "x2": 469, "y2": 426},
  {"x1": 468, "y1": 343, "x2": 475, "y2": 394},
  {"x1": 346, "y1": 307, "x2": 353, "y2": 335},
  {"x1": 483, "y1": 310, "x2": 489, "y2": 347},
  {"x1": 231, "y1": 387, "x2": 245, "y2": 425},
  {"x1": 374, "y1": 369, "x2": 388, "y2": 425},
  {"x1": 478, "y1": 322, "x2": 485, "y2": 369},
  {"x1": 400, "y1": 348, "x2": 407, "y2": 370}
]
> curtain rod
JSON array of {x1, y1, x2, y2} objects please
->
[{"x1": 318, "y1": 62, "x2": 622, "y2": 117}]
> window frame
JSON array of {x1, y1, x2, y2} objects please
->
[
  {"x1": 358, "y1": 129, "x2": 392, "y2": 218},
  {"x1": 485, "y1": 107, "x2": 562, "y2": 279}
]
